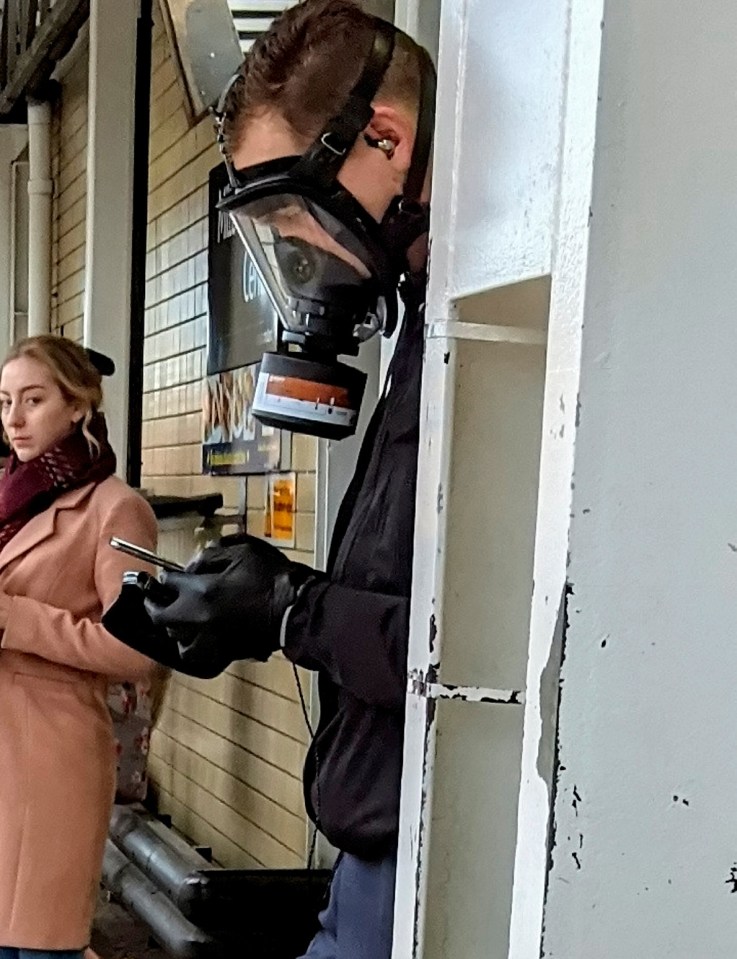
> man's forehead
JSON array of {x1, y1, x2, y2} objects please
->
[{"x1": 231, "y1": 109, "x2": 307, "y2": 172}]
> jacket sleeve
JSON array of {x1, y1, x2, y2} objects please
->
[
  {"x1": 1, "y1": 492, "x2": 158, "y2": 681},
  {"x1": 281, "y1": 578, "x2": 409, "y2": 711}
]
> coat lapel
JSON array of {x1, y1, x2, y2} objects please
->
[{"x1": 0, "y1": 483, "x2": 96, "y2": 574}]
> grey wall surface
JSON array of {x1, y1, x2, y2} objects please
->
[{"x1": 543, "y1": 0, "x2": 737, "y2": 955}]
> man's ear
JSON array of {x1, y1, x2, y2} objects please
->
[{"x1": 364, "y1": 103, "x2": 416, "y2": 175}]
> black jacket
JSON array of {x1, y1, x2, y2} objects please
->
[{"x1": 283, "y1": 283, "x2": 424, "y2": 859}]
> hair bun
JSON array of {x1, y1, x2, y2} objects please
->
[{"x1": 85, "y1": 348, "x2": 115, "y2": 377}]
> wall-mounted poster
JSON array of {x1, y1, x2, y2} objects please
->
[
  {"x1": 204, "y1": 163, "x2": 289, "y2": 475},
  {"x1": 202, "y1": 365, "x2": 290, "y2": 475}
]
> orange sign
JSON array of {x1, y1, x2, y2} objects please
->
[{"x1": 265, "y1": 473, "x2": 296, "y2": 547}]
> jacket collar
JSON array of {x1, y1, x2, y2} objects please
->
[{"x1": 0, "y1": 482, "x2": 97, "y2": 574}]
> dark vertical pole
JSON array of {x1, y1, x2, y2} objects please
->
[{"x1": 126, "y1": 0, "x2": 153, "y2": 487}]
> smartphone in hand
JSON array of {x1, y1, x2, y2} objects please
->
[{"x1": 109, "y1": 537, "x2": 185, "y2": 572}]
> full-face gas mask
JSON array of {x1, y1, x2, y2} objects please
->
[{"x1": 213, "y1": 19, "x2": 436, "y2": 439}]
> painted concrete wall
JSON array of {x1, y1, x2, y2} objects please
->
[
  {"x1": 393, "y1": 0, "x2": 569, "y2": 954},
  {"x1": 507, "y1": 0, "x2": 604, "y2": 953},
  {"x1": 542, "y1": 0, "x2": 737, "y2": 955},
  {"x1": 396, "y1": 0, "x2": 737, "y2": 954},
  {"x1": 426, "y1": 0, "x2": 568, "y2": 303}
]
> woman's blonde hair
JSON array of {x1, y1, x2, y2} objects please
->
[{"x1": 2, "y1": 335, "x2": 104, "y2": 454}]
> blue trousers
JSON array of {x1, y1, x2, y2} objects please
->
[
  {"x1": 0, "y1": 951, "x2": 83, "y2": 959},
  {"x1": 300, "y1": 850, "x2": 397, "y2": 959}
]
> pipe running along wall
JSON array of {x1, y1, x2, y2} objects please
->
[{"x1": 26, "y1": 100, "x2": 52, "y2": 336}]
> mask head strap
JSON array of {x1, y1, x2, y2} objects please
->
[
  {"x1": 380, "y1": 44, "x2": 436, "y2": 276},
  {"x1": 293, "y1": 19, "x2": 396, "y2": 186},
  {"x1": 213, "y1": 71, "x2": 245, "y2": 188},
  {"x1": 402, "y1": 44, "x2": 436, "y2": 204}
]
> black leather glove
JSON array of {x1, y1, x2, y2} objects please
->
[
  {"x1": 102, "y1": 574, "x2": 202, "y2": 672},
  {"x1": 102, "y1": 534, "x2": 315, "y2": 679}
]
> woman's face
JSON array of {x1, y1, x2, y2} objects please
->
[{"x1": 0, "y1": 356, "x2": 84, "y2": 462}]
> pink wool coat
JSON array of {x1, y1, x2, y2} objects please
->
[{"x1": 0, "y1": 476, "x2": 157, "y2": 950}]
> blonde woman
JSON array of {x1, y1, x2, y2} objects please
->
[{"x1": 0, "y1": 335, "x2": 156, "y2": 959}]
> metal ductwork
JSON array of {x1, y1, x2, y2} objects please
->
[{"x1": 103, "y1": 805, "x2": 331, "y2": 959}]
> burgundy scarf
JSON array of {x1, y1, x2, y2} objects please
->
[{"x1": 0, "y1": 413, "x2": 116, "y2": 553}]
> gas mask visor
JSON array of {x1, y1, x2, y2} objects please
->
[{"x1": 218, "y1": 166, "x2": 398, "y2": 439}]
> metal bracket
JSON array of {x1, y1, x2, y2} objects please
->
[
  {"x1": 426, "y1": 320, "x2": 547, "y2": 346},
  {"x1": 408, "y1": 668, "x2": 525, "y2": 705}
]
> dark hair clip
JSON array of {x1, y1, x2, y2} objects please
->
[{"x1": 85, "y1": 348, "x2": 115, "y2": 377}]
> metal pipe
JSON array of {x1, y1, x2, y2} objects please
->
[
  {"x1": 26, "y1": 99, "x2": 52, "y2": 335},
  {"x1": 101, "y1": 840, "x2": 224, "y2": 959},
  {"x1": 108, "y1": 805, "x2": 331, "y2": 934},
  {"x1": 109, "y1": 806, "x2": 212, "y2": 920}
]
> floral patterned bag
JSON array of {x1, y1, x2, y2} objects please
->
[{"x1": 108, "y1": 666, "x2": 170, "y2": 802}]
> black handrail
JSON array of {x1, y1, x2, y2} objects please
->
[{"x1": 126, "y1": 0, "x2": 153, "y2": 488}]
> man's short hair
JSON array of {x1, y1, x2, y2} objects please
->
[{"x1": 222, "y1": 0, "x2": 422, "y2": 157}]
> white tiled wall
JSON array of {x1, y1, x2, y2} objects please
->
[{"x1": 51, "y1": 48, "x2": 88, "y2": 342}]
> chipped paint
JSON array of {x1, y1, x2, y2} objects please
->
[
  {"x1": 412, "y1": 695, "x2": 436, "y2": 955},
  {"x1": 539, "y1": 583, "x2": 573, "y2": 956},
  {"x1": 427, "y1": 614, "x2": 438, "y2": 660},
  {"x1": 536, "y1": 587, "x2": 568, "y2": 800},
  {"x1": 408, "y1": 667, "x2": 524, "y2": 705}
]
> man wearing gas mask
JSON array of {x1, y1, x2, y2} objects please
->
[{"x1": 104, "y1": 1, "x2": 435, "y2": 955}]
